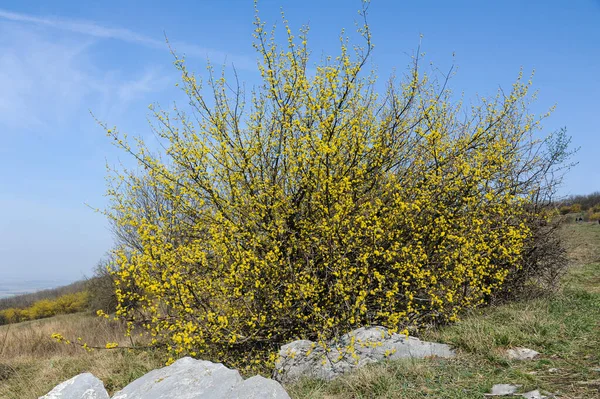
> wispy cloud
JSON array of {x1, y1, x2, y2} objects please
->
[
  {"x1": 0, "y1": 23, "x2": 170, "y2": 131},
  {"x1": 0, "y1": 8, "x2": 256, "y2": 69},
  {"x1": 0, "y1": 9, "x2": 161, "y2": 46}
]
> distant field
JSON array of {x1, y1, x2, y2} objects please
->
[
  {"x1": 0, "y1": 291, "x2": 27, "y2": 300},
  {"x1": 0, "y1": 280, "x2": 67, "y2": 299}
]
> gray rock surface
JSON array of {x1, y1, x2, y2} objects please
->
[
  {"x1": 39, "y1": 373, "x2": 109, "y2": 399},
  {"x1": 109, "y1": 357, "x2": 288, "y2": 399},
  {"x1": 274, "y1": 326, "x2": 455, "y2": 383},
  {"x1": 224, "y1": 375, "x2": 289, "y2": 399},
  {"x1": 43, "y1": 357, "x2": 289, "y2": 399},
  {"x1": 521, "y1": 390, "x2": 546, "y2": 399},
  {"x1": 484, "y1": 385, "x2": 549, "y2": 398},
  {"x1": 111, "y1": 357, "x2": 242, "y2": 399},
  {"x1": 506, "y1": 347, "x2": 540, "y2": 361}
]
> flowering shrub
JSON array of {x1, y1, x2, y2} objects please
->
[
  {"x1": 589, "y1": 212, "x2": 600, "y2": 221},
  {"x1": 102, "y1": 4, "x2": 570, "y2": 372},
  {"x1": 0, "y1": 291, "x2": 89, "y2": 325}
]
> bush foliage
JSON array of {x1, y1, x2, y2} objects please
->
[
  {"x1": 102, "y1": 5, "x2": 571, "y2": 371},
  {"x1": 0, "y1": 291, "x2": 89, "y2": 325},
  {"x1": 0, "y1": 280, "x2": 87, "y2": 312}
]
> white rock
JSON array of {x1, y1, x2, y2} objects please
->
[
  {"x1": 224, "y1": 375, "x2": 290, "y2": 399},
  {"x1": 521, "y1": 390, "x2": 546, "y2": 399},
  {"x1": 506, "y1": 347, "x2": 540, "y2": 360},
  {"x1": 485, "y1": 383, "x2": 521, "y2": 396},
  {"x1": 274, "y1": 326, "x2": 455, "y2": 383},
  {"x1": 43, "y1": 357, "x2": 290, "y2": 399},
  {"x1": 111, "y1": 357, "x2": 243, "y2": 399},
  {"x1": 39, "y1": 373, "x2": 109, "y2": 399},
  {"x1": 109, "y1": 357, "x2": 290, "y2": 399}
]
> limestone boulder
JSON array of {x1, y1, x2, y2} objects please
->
[
  {"x1": 110, "y1": 357, "x2": 289, "y2": 399},
  {"x1": 39, "y1": 373, "x2": 109, "y2": 399},
  {"x1": 224, "y1": 375, "x2": 290, "y2": 399},
  {"x1": 274, "y1": 326, "x2": 455, "y2": 383},
  {"x1": 43, "y1": 357, "x2": 290, "y2": 399}
]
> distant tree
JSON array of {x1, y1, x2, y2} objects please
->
[{"x1": 564, "y1": 192, "x2": 600, "y2": 211}]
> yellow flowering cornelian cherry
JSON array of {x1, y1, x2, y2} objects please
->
[{"x1": 99, "y1": 2, "x2": 559, "y2": 374}]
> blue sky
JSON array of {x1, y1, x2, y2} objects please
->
[{"x1": 0, "y1": 0, "x2": 598, "y2": 283}]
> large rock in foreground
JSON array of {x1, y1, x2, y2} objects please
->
[
  {"x1": 111, "y1": 357, "x2": 242, "y2": 399},
  {"x1": 274, "y1": 326, "x2": 455, "y2": 383},
  {"x1": 39, "y1": 372, "x2": 109, "y2": 399},
  {"x1": 111, "y1": 357, "x2": 289, "y2": 399},
  {"x1": 226, "y1": 375, "x2": 291, "y2": 399},
  {"x1": 42, "y1": 357, "x2": 289, "y2": 399}
]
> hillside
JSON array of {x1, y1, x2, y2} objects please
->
[
  {"x1": 0, "y1": 222, "x2": 598, "y2": 398},
  {"x1": 0, "y1": 279, "x2": 87, "y2": 311}
]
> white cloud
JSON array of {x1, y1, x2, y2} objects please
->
[
  {"x1": 0, "y1": 8, "x2": 161, "y2": 46},
  {"x1": 116, "y1": 68, "x2": 170, "y2": 105},
  {"x1": 0, "y1": 8, "x2": 256, "y2": 69},
  {"x1": 0, "y1": 22, "x2": 172, "y2": 132}
]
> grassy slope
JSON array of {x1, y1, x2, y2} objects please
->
[
  {"x1": 288, "y1": 223, "x2": 600, "y2": 398},
  {"x1": 0, "y1": 313, "x2": 164, "y2": 398},
  {"x1": 1, "y1": 223, "x2": 598, "y2": 398}
]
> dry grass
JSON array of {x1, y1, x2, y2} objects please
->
[
  {"x1": 561, "y1": 221, "x2": 600, "y2": 266},
  {"x1": 0, "y1": 313, "x2": 129, "y2": 358},
  {"x1": 0, "y1": 313, "x2": 164, "y2": 398}
]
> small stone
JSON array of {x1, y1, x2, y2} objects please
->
[
  {"x1": 485, "y1": 383, "x2": 521, "y2": 396},
  {"x1": 506, "y1": 347, "x2": 540, "y2": 361},
  {"x1": 225, "y1": 375, "x2": 290, "y2": 399},
  {"x1": 547, "y1": 368, "x2": 559, "y2": 373},
  {"x1": 521, "y1": 390, "x2": 546, "y2": 399},
  {"x1": 39, "y1": 373, "x2": 109, "y2": 399}
]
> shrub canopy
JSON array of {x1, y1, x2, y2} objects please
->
[{"x1": 103, "y1": 5, "x2": 570, "y2": 371}]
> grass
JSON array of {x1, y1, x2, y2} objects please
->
[
  {"x1": 1, "y1": 223, "x2": 599, "y2": 398},
  {"x1": 0, "y1": 313, "x2": 164, "y2": 398}
]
